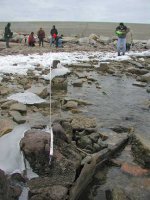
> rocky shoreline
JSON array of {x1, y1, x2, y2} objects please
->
[{"x1": 0, "y1": 37, "x2": 150, "y2": 200}]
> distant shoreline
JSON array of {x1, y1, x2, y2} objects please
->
[{"x1": 0, "y1": 21, "x2": 150, "y2": 40}]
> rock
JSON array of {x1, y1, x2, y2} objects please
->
[
  {"x1": 10, "y1": 103, "x2": 27, "y2": 112},
  {"x1": 128, "y1": 60, "x2": 144, "y2": 68},
  {"x1": 146, "y1": 87, "x2": 150, "y2": 93},
  {"x1": 52, "y1": 77, "x2": 67, "y2": 91},
  {"x1": 69, "y1": 63, "x2": 93, "y2": 69},
  {"x1": 71, "y1": 115, "x2": 97, "y2": 131},
  {"x1": 78, "y1": 37, "x2": 90, "y2": 44},
  {"x1": 62, "y1": 36, "x2": 78, "y2": 43},
  {"x1": 9, "y1": 111, "x2": 26, "y2": 124},
  {"x1": 89, "y1": 34, "x2": 100, "y2": 41},
  {"x1": 27, "y1": 85, "x2": 48, "y2": 98},
  {"x1": 132, "y1": 132, "x2": 150, "y2": 168},
  {"x1": 98, "y1": 36, "x2": 112, "y2": 44},
  {"x1": 81, "y1": 155, "x2": 92, "y2": 166},
  {"x1": 61, "y1": 121, "x2": 73, "y2": 136},
  {"x1": 29, "y1": 185, "x2": 68, "y2": 200},
  {"x1": 77, "y1": 135, "x2": 92, "y2": 149},
  {"x1": 112, "y1": 187, "x2": 129, "y2": 200},
  {"x1": 1, "y1": 100, "x2": 16, "y2": 109},
  {"x1": 0, "y1": 118, "x2": 15, "y2": 137},
  {"x1": 93, "y1": 143, "x2": 102, "y2": 152},
  {"x1": 0, "y1": 86, "x2": 11, "y2": 95},
  {"x1": 97, "y1": 138, "x2": 108, "y2": 149},
  {"x1": 96, "y1": 62, "x2": 109, "y2": 73},
  {"x1": 69, "y1": 135, "x2": 129, "y2": 200},
  {"x1": 89, "y1": 132, "x2": 99, "y2": 143},
  {"x1": 62, "y1": 101, "x2": 78, "y2": 110},
  {"x1": 20, "y1": 130, "x2": 50, "y2": 174},
  {"x1": 72, "y1": 80, "x2": 83, "y2": 87},
  {"x1": 52, "y1": 60, "x2": 60, "y2": 68},
  {"x1": 0, "y1": 169, "x2": 22, "y2": 200},
  {"x1": 26, "y1": 112, "x2": 49, "y2": 128},
  {"x1": 10, "y1": 172, "x2": 26, "y2": 183},
  {"x1": 121, "y1": 162, "x2": 149, "y2": 176},
  {"x1": 52, "y1": 122, "x2": 69, "y2": 143},
  {"x1": 0, "y1": 169, "x2": 8, "y2": 200},
  {"x1": 141, "y1": 72, "x2": 150, "y2": 82},
  {"x1": 99, "y1": 128, "x2": 128, "y2": 148},
  {"x1": 132, "y1": 81, "x2": 147, "y2": 87},
  {"x1": 20, "y1": 130, "x2": 81, "y2": 183},
  {"x1": 127, "y1": 67, "x2": 148, "y2": 75}
]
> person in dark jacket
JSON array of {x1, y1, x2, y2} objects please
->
[
  {"x1": 4, "y1": 23, "x2": 13, "y2": 48},
  {"x1": 50, "y1": 25, "x2": 58, "y2": 46},
  {"x1": 37, "y1": 28, "x2": 45, "y2": 47},
  {"x1": 115, "y1": 23, "x2": 128, "y2": 56},
  {"x1": 28, "y1": 32, "x2": 36, "y2": 47}
]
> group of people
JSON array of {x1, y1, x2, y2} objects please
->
[
  {"x1": 4, "y1": 22, "x2": 133, "y2": 56},
  {"x1": 4, "y1": 23, "x2": 63, "y2": 48},
  {"x1": 115, "y1": 22, "x2": 133, "y2": 56},
  {"x1": 26, "y1": 25, "x2": 63, "y2": 47}
]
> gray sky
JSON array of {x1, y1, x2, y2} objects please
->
[{"x1": 0, "y1": 0, "x2": 149, "y2": 23}]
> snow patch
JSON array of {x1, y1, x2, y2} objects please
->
[{"x1": 7, "y1": 92, "x2": 46, "y2": 104}]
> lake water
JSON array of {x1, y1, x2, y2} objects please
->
[{"x1": 0, "y1": 21, "x2": 150, "y2": 40}]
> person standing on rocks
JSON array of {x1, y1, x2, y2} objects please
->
[
  {"x1": 115, "y1": 23, "x2": 128, "y2": 56},
  {"x1": 50, "y1": 25, "x2": 58, "y2": 47},
  {"x1": 37, "y1": 28, "x2": 45, "y2": 47},
  {"x1": 4, "y1": 22, "x2": 13, "y2": 48}
]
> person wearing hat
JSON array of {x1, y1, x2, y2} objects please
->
[
  {"x1": 115, "y1": 23, "x2": 128, "y2": 56},
  {"x1": 4, "y1": 23, "x2": 13, "y2": 48}
]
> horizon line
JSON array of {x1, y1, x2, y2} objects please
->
[{"x1": 0, "y1": 20, "x2": 150, "y2": 25}]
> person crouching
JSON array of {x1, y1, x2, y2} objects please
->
[{"x1": 28, "y1": 32, "x2": 35, "y2": 47}]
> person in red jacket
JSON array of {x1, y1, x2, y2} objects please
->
[
  {"x1": 37, "y1": 28, "x2": 45, "y2": 47},
  {"x1": 28, "y1": 32, "x2": 35, "y2": 47}
]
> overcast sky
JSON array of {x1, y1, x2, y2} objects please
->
[{"x1": 0, "y1": 0, "x2": 149, "y2": 23}]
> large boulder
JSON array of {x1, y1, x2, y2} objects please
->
[{"x1": 20, "y1": 129, "x2": 82, "y2": 180}]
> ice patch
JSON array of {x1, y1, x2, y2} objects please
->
[
  {"x1": 0, "y1": 124, "x2": 30, "y2": 174},
  {"x1": 7, "y1": 92, "x2": 46, "y2": 104},
  {"x1": 0, "y1": 50, "x2": 150, "y2": 76},
  {"x1": 42, "y1": 63, "x2": 70, "y2": 80}
]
